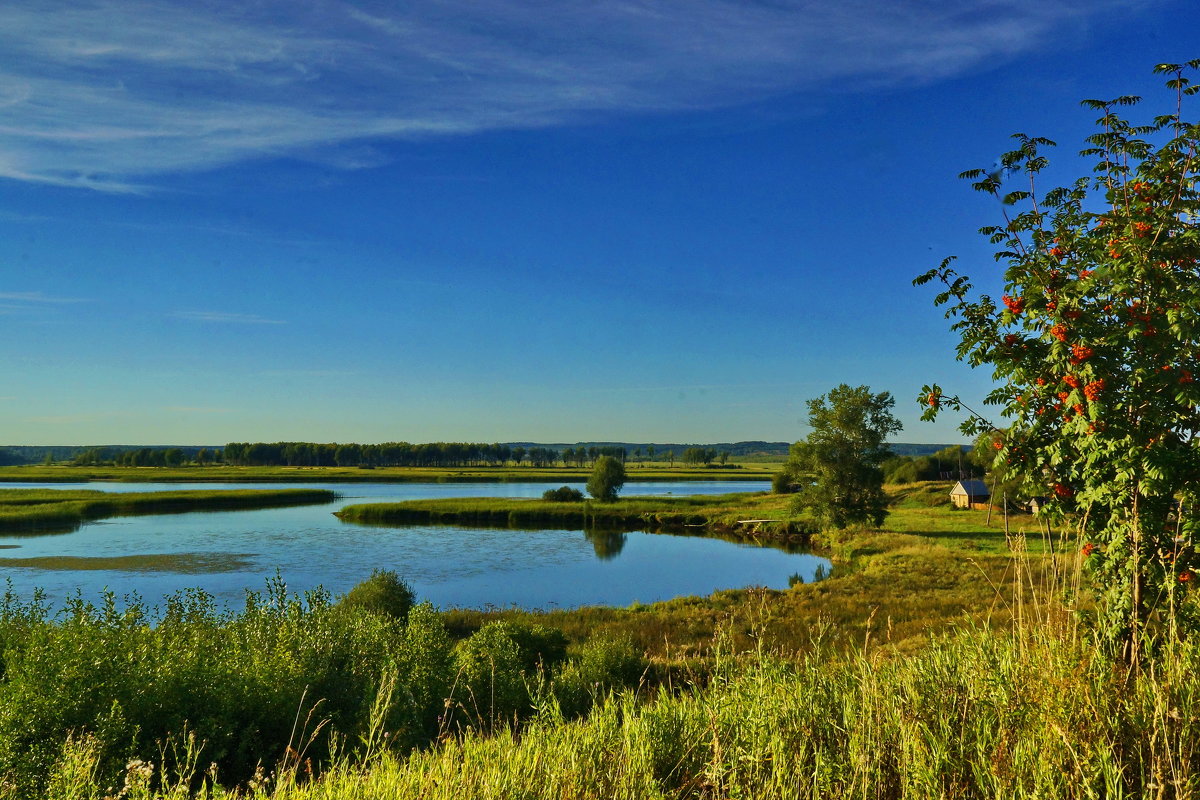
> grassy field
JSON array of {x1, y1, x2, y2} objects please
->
[
  {"x1": 4, "y1": 481, "x2": 1127, "y2": 799},
  {"x1": 0, "y1": 487, "x2": 338, "y2": 533},
  {"x1": 436, "y1": 483, "x2": 1061, "y2": 660},
  {"x1": 0, "y1": 463, "x2": 775, "y2": 484},
  {"x1": 77, "y1": 624, "x2": 1195, "y2": 800},
  {"x1": 335, "y1": 491, "x2": 810, "y2": 540}
]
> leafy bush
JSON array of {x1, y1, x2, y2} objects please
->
[
  {"x1": 542, "y1": 485, "x2": 584, "y2": 502},
  {"x1": 554, "y1": 633, "x2": 645, "y2": 717},
  {"x1": 0, "y1": 579, "x2": 449, "y2": 796},
  {"x1": 337, "y1": 569, "x2": 415, "y2": 620},
  {"x1": 452, "y1": 623, "x2": 529, "y2": 728}
]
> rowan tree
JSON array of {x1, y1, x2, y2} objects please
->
[{"x1": 916, "y1": 62, "x2": 1200, "y2": 658}]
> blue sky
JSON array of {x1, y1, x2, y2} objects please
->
[{"x1": 1, "y1": 0, "x2": 1195, "y2": 446}]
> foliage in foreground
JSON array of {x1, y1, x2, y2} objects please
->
[
  {"x1": 37, "y1": 620, "x2": 1200, "y2": 800},
  {"x1": 918, "y1": 62, "x2": 1200, "y2": 657},
  {"x1": 0, "y1": 580, "x2": 644, "y2": 799}
]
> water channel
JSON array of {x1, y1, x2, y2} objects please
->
[{"x1": 0, "y1": 480, "x2": 829, "y2": 610}]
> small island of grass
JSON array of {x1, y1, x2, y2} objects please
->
[{"x1": 0, "y1": 487, "x2": 339, "y2": 533}]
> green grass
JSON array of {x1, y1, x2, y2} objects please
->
[
  {"x1": 42, "y1": 620, "x2": 1200, "y2": 799},
  {"x1": 0, "y1": 463, "x2": 776, "y2": 484},
  {"x1": 4, "y1": 480, "x2": 1127, "y2": 799},
  {"x1": 0, "y1": 487, "x2": 338, "y2": 533},
  {"x1": 334, "y1": 492, "x2": 810, "y2": 541}
]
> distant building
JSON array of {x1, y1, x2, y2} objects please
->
[{"x1": 950, "y1": 479, "x2": 991, "y2": 509}]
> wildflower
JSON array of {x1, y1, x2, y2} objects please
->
[
  {"x1": 1050, "y1": 324, "x2": 1069, "y2": 342},
  {"x1": 1003, "y1": 295, "x2": 1025, "y2": 314}
]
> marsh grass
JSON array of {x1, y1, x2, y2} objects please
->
[
  {"x1": 333, "y1": 493, "x2": 809, "y2": 542},
  {"x1": 0, "y1": 488, "x2": 338, "y2": 534}
]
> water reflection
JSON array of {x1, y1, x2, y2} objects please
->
[
  {"x1": 0, "y1": 480, "x2": 832, "y2": 610},
  {"x1": 584, "y1": 529, "x2": 627, "y2": 560}
]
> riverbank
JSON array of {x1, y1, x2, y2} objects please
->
[
  {"x1": 0, "y1": 463, "x2": 773, "y2": 484},
  {"x1": 0, "y1": 487, "x2": 339, "y2": 533}
]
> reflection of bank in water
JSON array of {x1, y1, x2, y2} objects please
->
[{"x1": 584, "y1": 529, "x2": 627, "y2": 560}]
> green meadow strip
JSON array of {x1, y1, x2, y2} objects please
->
[
  {"x1": 0, "y1": 488, "x2": 338, "y2": 533},
  {"x1": 334, "y1": 493, "x2": 813, "y2": 541}
]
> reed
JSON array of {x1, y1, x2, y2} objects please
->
[{"x1": 0, "y1": 488, "x2": 338, "y2": 533}]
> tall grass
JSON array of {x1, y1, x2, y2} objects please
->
[
  {"x1": 18, "y1": 483, "x2": 1200, "y2": 799},
  {"x1": 335, "y1": 493, "x2": 812, "y2": 544},
  {"x1": 35, "y1": 617, "x2": 1200, "y2": 799},
  {"x1": 0, "y1": 488, "x2": 338, "y2": 533}
]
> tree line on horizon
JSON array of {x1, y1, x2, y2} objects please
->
[{"x1": 221, "y1": 441, "x2": 633, "y2": 468}]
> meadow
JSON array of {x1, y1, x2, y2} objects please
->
[{"x1": 0, "y1": 481, "x2": 1145, "y2": 799}]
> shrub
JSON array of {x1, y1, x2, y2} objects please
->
[
  {"x1": 554, "y1": 634, "x2": 646, "y2": 717},
  {"x1": 452, "y1": 623, "x2": 529, "y2": 728},
  {"x1": 337, "y1": 569, "x2": 415, "y2": 620},
  {"x1": 542, "y1": 485, "x2": 584, "y2": 502}
]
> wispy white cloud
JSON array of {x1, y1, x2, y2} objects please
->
[
  {"x1": 0, "y1": 291, "x2": 89, "y2": 303},
  {"x1": 0, "y1": 0, "x2": 1146, "y2": 190},
  {"x1": 170, "y1": 311, "x2": 286, "y2": 324}
]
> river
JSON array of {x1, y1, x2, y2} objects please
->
[{"x1": 0, "y1": 480, "x2": 829, "y2": 610}]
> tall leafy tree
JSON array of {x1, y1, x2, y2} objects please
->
[
  {"x1": 785, "y1": 384, "x2": 901, "y2": 529},
  {"x1": 916, "y1": 62, "x2": 1200, "y2": 658},
  {"x1": 586, "y1": 455, "x2": 626, "y2": 502}
]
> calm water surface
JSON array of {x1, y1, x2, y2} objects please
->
[{"x1": 0, "y1": 481, "x2": 828, "y2": 610}]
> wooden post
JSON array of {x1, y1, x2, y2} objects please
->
[{"x1": 1003, "y1": 493, "x2": 1010, "y2": 548}]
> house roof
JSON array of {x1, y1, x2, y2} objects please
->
[{"x1": 950, "y1": 479, "x2": 990, "y2": 496}]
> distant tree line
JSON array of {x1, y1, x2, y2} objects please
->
[
  {"x1": 880, "y1": 444, "x2": 981, "y2": 484},
  {"x1": 219, "y1": 441, "x2": 609, "y2": 468},
  {"x1": 69, "y1": 447, "x2": 223, "y2": 467}
]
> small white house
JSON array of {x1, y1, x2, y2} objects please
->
[{"x1": 950, "y1": 479, "x2": 991, "y2": 509}]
